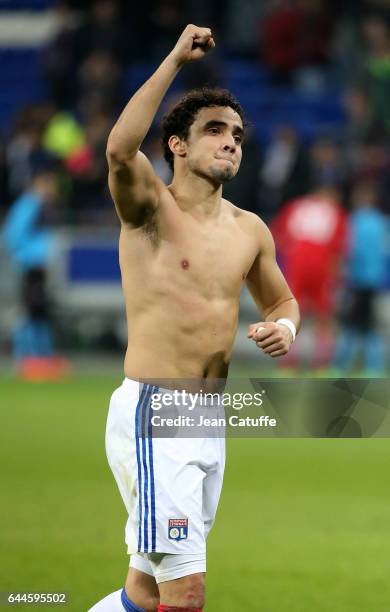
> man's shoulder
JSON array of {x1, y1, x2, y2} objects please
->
[
  {"x1": 223, "y1": 200, "x2": 277, "y2": 256},
  {"x1": 222, "y1": 199, "x2": 268, "y2": 232}
]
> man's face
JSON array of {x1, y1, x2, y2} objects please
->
[{"x1": 183, "y1": 106, "x2": 243, "y2": 184}]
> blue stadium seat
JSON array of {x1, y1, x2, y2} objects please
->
[
  {"x1": 124, "y1": 63, "x2": 184, "y2": 96},
  {"x1": 0, "y1": 0, "x2": 55, "y2": 9},
  {"x1": 0, "y1": 48, "x2": 47, "y2": 132},
  {"x1": 225, "y1": 60, "x2": 271, "y2": 85}
]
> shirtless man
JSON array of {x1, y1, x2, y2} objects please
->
[{"x1": 90, "y1": 25, "x2": 300, "y2": 612}]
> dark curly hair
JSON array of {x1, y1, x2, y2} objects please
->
[{"x1": 161, "y1": 87, "x2": 245, "y2": 172}]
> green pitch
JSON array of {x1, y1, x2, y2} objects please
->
[{"x1": 1, "y1": 375, "x2": 390, "y2": 611}]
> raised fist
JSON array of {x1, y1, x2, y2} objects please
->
[{"x1": 170, "y1": 24, "x2": 215, "y2": 66}]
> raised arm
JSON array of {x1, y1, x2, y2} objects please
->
[
  {"x1": 246, "y1": 218, "x2": 301, "y2": 358},
  {"x1": 106, "y1": 24, "x2": 215, "y2": 225}
]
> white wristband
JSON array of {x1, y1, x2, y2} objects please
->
[{"x1": 276, "y1": 318, "x2": 296, "y2": 342}]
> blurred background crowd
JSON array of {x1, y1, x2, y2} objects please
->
[{"x1": 0, "y1": 0, "x2": 389, "y2": 378}]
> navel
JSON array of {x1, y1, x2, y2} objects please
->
[
  {"x1": 181, "y1": 259, "x2": 190, "y2": 270},
  {"x1": 242, "y1": 272, "x2": 246, "y2": 280}
]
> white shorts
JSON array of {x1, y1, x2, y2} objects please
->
[{"x1": 105, "y1": 378, "x2": 225, "y2": 556}]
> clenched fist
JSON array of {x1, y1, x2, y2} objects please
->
[
  {"x1": 247, "y1": 321, "x2": 293, "y2": 358},
  {"x1": 170, "y1": 24, "x2": 215, "y2": 66}
]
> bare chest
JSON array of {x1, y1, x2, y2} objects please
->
[{"x1": 120, "y1": 206, "x2": 258, "y2": 302}]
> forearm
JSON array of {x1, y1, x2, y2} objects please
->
[
  {"x1": 107, "y1": 54, "x2": 181, "y2": 158},
  {"x1": 264, "y1": 297, "x2": 301, "y2": 333}
]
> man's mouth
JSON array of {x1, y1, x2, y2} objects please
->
[{"x1": 216, "y1": 157, "x2": 234, "y2": 164}]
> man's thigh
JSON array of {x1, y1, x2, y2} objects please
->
[{"x1": 125, "y1": 567, "x2": 159, "y2": 612}]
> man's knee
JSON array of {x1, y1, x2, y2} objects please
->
[
  {"x1": 159, "y1": 573, "x2": 205, "y2": 609},
  {"x1": 141, "y1": 594, "x2": 160, "y2": 612}
]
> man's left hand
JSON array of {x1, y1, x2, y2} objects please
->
[{"x1": 247, "y1": 321, "x2": 293, "y2": 358}]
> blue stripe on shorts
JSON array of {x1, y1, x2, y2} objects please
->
[
  {"x1": 135, "y1": 383, "x2": 148, "y2": 553},
  {"x1": 135, "y1": 383, "x2": 158, "y2": 553},
  {"x1": 148, "y1": 385, "x2": 158, "y2": 552}
]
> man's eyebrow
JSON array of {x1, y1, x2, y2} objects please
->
[{"x1": 203, "y1": 120, "x2": 244, "y2": 136}]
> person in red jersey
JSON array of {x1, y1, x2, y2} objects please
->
[{"x1": 272, "y1": 185, "x2": 347, "y2": 368}]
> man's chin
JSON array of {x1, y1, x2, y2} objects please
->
[{"x1": 207, "y1": 164, "x2": 236, "y2": 184}]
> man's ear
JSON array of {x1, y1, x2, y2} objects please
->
[{"x1": 168, "y1": 135, "x2": 187, "y2": 159}]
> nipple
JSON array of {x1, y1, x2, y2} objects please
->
[{"x1": 181, "y1": 259, "x2": 190, "y2": 270}]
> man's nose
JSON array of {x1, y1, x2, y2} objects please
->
[{"x1": 222, "y1": 139, "x2": 236, "y2": 153}]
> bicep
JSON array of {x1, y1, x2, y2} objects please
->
[
  {"x1": 107, "y1": 150, "x2": 159, "y2": 225},
  {"x1": 246, "y1": 222, "x2": 293, "y2": 315}
]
